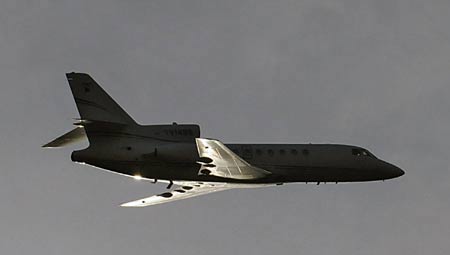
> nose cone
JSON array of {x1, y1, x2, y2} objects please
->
[{"x1": 379, "y1": 161, "x2": 405, "y2": 180}]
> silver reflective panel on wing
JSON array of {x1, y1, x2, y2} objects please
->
[
  {"x1": 195, "y1": 138, "x2": 271, "y2": 180},
  {"x1": 120, "y1": 183, "x2": 230, "y2": 207}
]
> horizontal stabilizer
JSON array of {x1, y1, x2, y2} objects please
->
[{"x1": 42, "y1": 126, "x2": 86, "y2": 148}]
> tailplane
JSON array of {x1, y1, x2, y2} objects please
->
[{"x1": 42, "y1": 126, "x2": 86, "y2": 148}]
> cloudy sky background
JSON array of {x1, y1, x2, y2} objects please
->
[{"x1": 1, "y1": 0, "x2": 449, "y2": 254}]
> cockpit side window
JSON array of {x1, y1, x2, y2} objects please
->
[
  {"x1": 352, "y1": 148, "x2": 376, "y2": 158},
  {"x1": 352, "y1": 149, "x2": 362, "y2": 156}
]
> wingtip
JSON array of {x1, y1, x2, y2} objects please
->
[
  {"x1": 120, "y1": 202, "x2": 135, "y2": 207},
  {"x1": 120, "y1": 201, "x2": 146, "y2": 207}
]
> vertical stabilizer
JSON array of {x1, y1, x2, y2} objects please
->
[{"x1": 66, "y1": 72, "x2": 136, "y2": 125}]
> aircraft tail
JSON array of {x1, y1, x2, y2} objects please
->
[
  {"x1": 43, "y1": 73, "x2": 137, "y2": 148},
  {"x1": 66, "y1": 72, "x2": 137, "y2": 125},
  {"x1": 42, "y1": 126, "x2": 87, "y2": 148}
]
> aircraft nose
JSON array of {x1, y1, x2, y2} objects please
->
[{"x1": 379, "y1": 161, "x2": 404, "y2": 180}]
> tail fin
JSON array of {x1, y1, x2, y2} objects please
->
[{"x1": 66, "y1": 72, "x2": 136, "y2": 125}]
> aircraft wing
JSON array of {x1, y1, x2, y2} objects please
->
[
  {"x1": 120, "y1": 183, "x2": 230, "y2": 207},
  {"x1": 195, "y1": 138, "x2": 271, "y2": 180}
]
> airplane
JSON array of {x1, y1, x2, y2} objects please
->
[{"x1": 43, "y1": 72, "x2": 404, "y2": 207}]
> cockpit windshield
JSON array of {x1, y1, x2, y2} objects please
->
[{"x1": 352, "y1": 148, "x2": 377, "y2": 158}]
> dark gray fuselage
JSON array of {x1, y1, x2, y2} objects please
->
[{"x1": 71, "y1": 123, "x2": 404, "y2": 184}]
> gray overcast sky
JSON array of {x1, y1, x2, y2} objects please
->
[{"x1": 1, "y1": 0, "x2": 449, "y2": 254}]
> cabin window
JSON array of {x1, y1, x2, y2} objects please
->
[
  {"x1": 291, "y1": 149, "x2": 298, "y2": 155},
  {"x1": 279, "y1": 149, "x2": 286, "y2": 155},
  {"x1": 255, "y1": 149, "x2": 262, "y2": 155},
  {"x1": 302, "y1": 149, "x2": 309, "y2": 156},
  {"x1": 268, "y1": 149, "x2": 274, "y2": 156}
]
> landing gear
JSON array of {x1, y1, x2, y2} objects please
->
[
  {"x1": 152, "y1": 179, "x2": 158, "y2": 183},
  {"x1": 167, "y1": 180, "x2": 173, "y2": 189}
]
